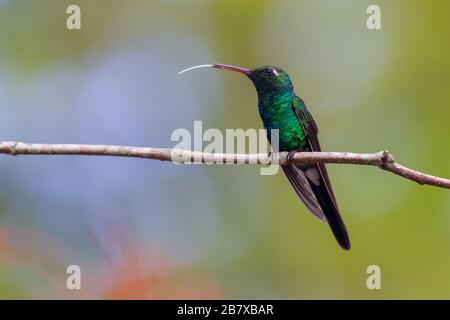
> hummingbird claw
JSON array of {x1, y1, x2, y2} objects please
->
[{"x1": 287, "y1": 151, "x2": 297, "y2": 163}]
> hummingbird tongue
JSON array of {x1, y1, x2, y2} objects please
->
[
  {"x1": 178, "y1": 63, "x2": 252, "y2": 75},
  {"x1": 177, "y1": 64, "x2": 214, "y2": 75}
]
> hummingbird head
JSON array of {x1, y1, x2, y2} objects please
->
[
  {"x1": 246, "y1": 65, "x2": 294, "y2": 95},
  {"x1": 209, "y1": 64, "x2": 294, "y2": 98},
  {"x1": 178, "y1": 63, "x2": 294, "y2": 96}
]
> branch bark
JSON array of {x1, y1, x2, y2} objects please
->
[{"x1": 1, "y1": 141, "x2": 449, "y2": 189}]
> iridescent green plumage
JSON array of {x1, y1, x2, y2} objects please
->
[{"x1": 249, "y1": 67, "x2": 310, "y2": 151}]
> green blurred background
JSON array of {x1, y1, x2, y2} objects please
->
[{"x1": 0, "y1": 0, "x2": 449, "y2": 299}]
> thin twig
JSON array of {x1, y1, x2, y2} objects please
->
[{"x1": 1, "y1": 141, "x2": 449, "y2": 189}]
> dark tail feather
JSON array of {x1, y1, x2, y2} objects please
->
[{"x1": 306, "y1": 167, "x2": 351, "y2": 250}]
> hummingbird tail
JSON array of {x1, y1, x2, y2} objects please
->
[
  {"x1": 282, "y1": 164, "x2": 351, "y2": 250},
  {"x1": 304, "y1": 166, "x2": 351, "y2": 250}
]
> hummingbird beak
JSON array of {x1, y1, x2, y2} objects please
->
[
  {"x1": 212, "y1": 63, "x2": 253, "y2": 75},
  {"x1": 178, "y1": 63, "x2": 253, "y2": 75}
]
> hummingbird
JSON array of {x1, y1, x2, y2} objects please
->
[{"x1": 179, "y1": 64, "x2": 351, "y2": 250}]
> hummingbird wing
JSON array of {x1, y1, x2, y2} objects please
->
[
  {"x1": 289, "y1": 96, "x2": 351, "y2": 250},
  {"x1": 282, "y1": 165, "x2": 326, "y2": 220}
]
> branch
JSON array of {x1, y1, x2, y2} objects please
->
[{"x1": 1, "y1": 141, "x2": 449, "y2": 189}]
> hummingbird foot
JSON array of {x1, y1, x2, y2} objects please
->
[
  {"x1": 286, "y1": 151, "x2": 298, "y2": 164},
  {"x1": 266, "y1": 151, "x2": 274, "y2": 165}
]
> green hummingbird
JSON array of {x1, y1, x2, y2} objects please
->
[{"x1": 179, "y1": 63, "x2": 351, "y2": 250}]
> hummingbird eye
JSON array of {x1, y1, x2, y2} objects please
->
[{"x1": 264, "y1": 68, "x2": 274, "y2": 75}]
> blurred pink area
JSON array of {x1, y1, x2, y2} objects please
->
[{"x1": 0, "y1": 220, "x2": 224, "y2": 299}]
